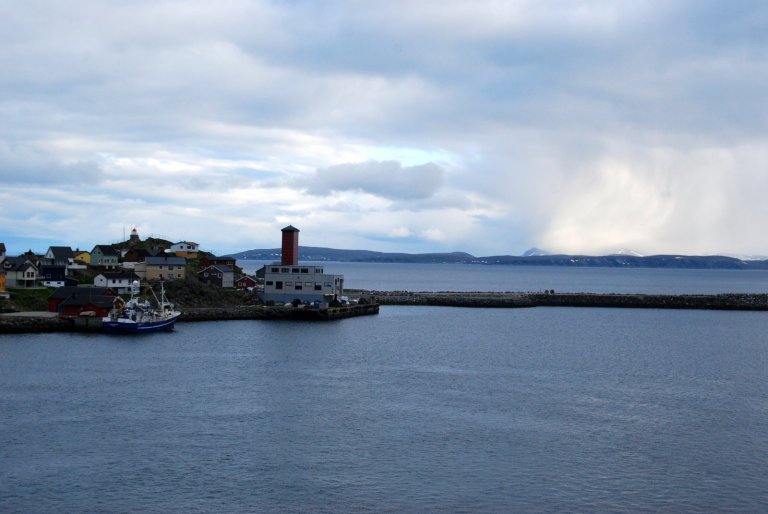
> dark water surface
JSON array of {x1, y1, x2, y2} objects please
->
[{"x1": 2, "y1": 304, "x2": 768, "y2": 512}]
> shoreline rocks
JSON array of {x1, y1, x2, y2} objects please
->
[{"x1": 356, "y1": 290, "x2": 768, "y2": 311}]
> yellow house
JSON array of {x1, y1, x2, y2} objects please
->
[
  {"x1": 0, "y1": 272, "x2": 6, "y2": 292},
  {"x1": 74, "y1": 250, "x2": 91, "y2": 265}
]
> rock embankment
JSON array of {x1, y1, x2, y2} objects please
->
[
  {"x1": 356, "y1": 290, "x2": 768, "y2": 311},
  {"x1": 0, "y1": 314, "x2": 75, "y2": 334}
]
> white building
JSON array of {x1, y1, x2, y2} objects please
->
[
  {"x1": 257, "y1": 226, "x2": 344, "y2": 304},
  {"x1": 260, "y1": 264, "x2": 343, "y2": 304},
  {"x1": 94, "y1": 272, "x2": 141, "y2": 294}
]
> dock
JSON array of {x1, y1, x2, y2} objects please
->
[{"x1": 0, "y1": 302, "x2": 380, "y2": 334}]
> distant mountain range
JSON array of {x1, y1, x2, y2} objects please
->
[{"x1": 231, "y1": 246, "x2": 768, "y2": 269}]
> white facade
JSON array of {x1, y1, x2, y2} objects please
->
[
  {"x1": 94, "y1": 273, "x2": 140, "y2": 294},
  {"x1": 171, "y1": 241, "x2": 199, "y2": 253},
  {"x1": 259, "y1": 264, "x2": 343, "y2": 304}
]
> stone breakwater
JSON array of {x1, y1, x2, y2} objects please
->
[{"x1": 357, "y1": 291, "x2": 768, "y2": 311}]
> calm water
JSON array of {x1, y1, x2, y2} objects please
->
[
  {"x1": 2, "y1": 266, "x2": 768, "y2": 512},
  {"x1": 240, "y1": 260, "x2": 768, "y2": 294}
]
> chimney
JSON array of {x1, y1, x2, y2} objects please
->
[{"x1": 281, "y1": 225, "x2": 300, "y2": 266}]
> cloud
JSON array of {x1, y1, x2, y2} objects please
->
[
  {"x1": 1, "y1": 1, "x2": 767, "y2": 256},
  {"x1": 305, "y1": 160, "x2": 445, "y2": 201}
]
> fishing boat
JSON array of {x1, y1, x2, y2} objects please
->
[{"x1": 102, "y1": 280, "x2": 181, "y2": 334}]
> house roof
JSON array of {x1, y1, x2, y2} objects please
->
[
  {"x1": 48, "y1": 286, "x2": 114, "y2": 300},
  {"x1": 48, "y1": 246, "x2": 74, "y2": 261},
  {"x1": 96, "y1": 272, "x2": 140, "y2": 281},
  {"x1": 173, "y1": 241, "x2": 198, "y2": 247},
  {"x1": 3, "y1": 256, "x2": 38, "y2": 272},
  {"x1": 236, "y1": 275, "x2": 258, "y2": 283},
  {"x1": 61, "y1": 295, "x2": 115, "y2": 308},
  {"x1": 199, "y1": 265, "x2": 233, "y2": 274},
  {"x1": 92, "y1": 245, "x2": 119, "y2": 256}
]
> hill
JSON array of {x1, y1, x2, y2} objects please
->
[{"x1": 231, "y1": 246, "x2": 768, "y2": 270}]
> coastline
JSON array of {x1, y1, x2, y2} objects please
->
[{"x1": 3, "y1": 291, "x2": 767, "y2": 334}]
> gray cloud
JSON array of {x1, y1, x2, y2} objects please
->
[{"x1": 306, "y1": 161, "x2": 445, "y2": 201}]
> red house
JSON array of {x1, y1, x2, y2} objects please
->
[
  {"x1": 235, "y1": 275, "x2": 259, "y2": 290},
  {"x1": 48, "y1": 286, "x2": 115, "y2": 314},
  {"x1": 199, "y1": 255, "x2": 237, "y2": 270}
]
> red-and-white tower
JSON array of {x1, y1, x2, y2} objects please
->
[{"x1": 281, "y1": 225, "x2": 300, "y2": 266}]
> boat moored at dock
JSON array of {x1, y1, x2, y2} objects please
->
[{"x1": 102, "y1": 280, "x2": 181, "y2": 334}]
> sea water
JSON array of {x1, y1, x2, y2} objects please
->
[{"x1": 1, "y1": 265, "x2": 768, "y2": 512}]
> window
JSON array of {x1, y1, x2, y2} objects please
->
[
  {"x1": 169, "y1": 265, "x2": 174, "y2": 270},
  {"x1": 285, "y1": 281, "x2": 293, "y2": 287},
  {"x1": 292, "y1": 268, "x2": 300, "y2": 274},
  {"x1": 276, "y1": 281, "x2": 283, "y2": 290},
  {"x1": 281, "y1": 268, "x2": 289, "y2": 273},
  {"x1": 295, "y1": 283, "x2": 302, "y2": 290},
  {"x1": 314, "y1": 284, "x2": 322, "y2": 291},
  {"x1": 266, "y1": 280, "x2": 273, "y2": 286},
  {"x1": 301, "y1": 268, "x2": 309, "y2": 273},
  {"x1": 317, "y1": 268, "x2": 323, "y2": 273},
  {"x1": 204, "y1": 273, "x2": 209, "y2": 277},
  {"x1": 271, "y1": 267, "x2": 279, "y2": 273}
]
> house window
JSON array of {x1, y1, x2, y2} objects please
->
[
  {"x1": 285, "y1": 281, "x2": 292, "y2": 287},
  {"x1": 295, "y1": 283, "x2": 302, "y2": 290},
  {"x1": 266, "y1": 280, "x2": 273, "y2": 286},
  {"x1": 276, "y1": 281, "x2": 283, "y2": 290},
  {"x1": 281, "y1": 268, "x2": 289, "y2": 273},
  {"x1": 317, "y1": 268, "x2": 323, "y2": 273},
  {"x1": 169, "y1": 265, "x2": 174, "y2": 270},
  {"x1": 292, "y1": 268, "x2": 300, "y2": 274},
  {"x1": 204, "y1": 273, "x2": 209, "y2": 277},
  {"x1": 301, "y1": 268, "x2": 309, "y2": 273},
  {"x1": 271, "y1": 267, "x2": 279, "y2": 273},
  {"x1": 314, "y1": 284, "x2": 322, "y2": 291}
]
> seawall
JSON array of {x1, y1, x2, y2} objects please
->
[
  {"x1": 357, "y1": 291, "x2": 768, "y2": 311},
  {"x1": 0, "y1": 303, "x2": 380, "y2": 334}
]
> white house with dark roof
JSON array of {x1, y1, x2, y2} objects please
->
[
  {"x1": 170, "y1": 241, "x2": 199, "y2": 258},
  {"x1": 94, "y1": 271, "x2": 141, "y2": 294},
  {"x1": 3, "y1": 256, "x2": 39, "y2": 288}
]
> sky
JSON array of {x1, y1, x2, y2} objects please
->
[{"x1": 2, "y1": 0, "x2": 767, "y2": 257}]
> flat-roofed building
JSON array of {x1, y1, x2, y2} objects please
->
[{"x1": 257, "y1": 226, "x2": 344, "y2": 304}]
